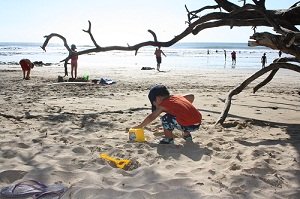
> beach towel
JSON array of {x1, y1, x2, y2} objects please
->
[
  {"x1": 141, "y1": 67, "x2": 155, "y2": 70},
  {"x1": 99, "y1": 78, "x2": 116, "y2": 85},
  {"x1": 0, "y1": 180, "x2": 67, "y2": 198}
]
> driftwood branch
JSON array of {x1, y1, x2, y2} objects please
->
[
  {"x1": 82, "y1": 20, "x2": 101, "y2": 48},
  {"x1": 41, "y1": 33, "x2": 71, "y2": 76},
  {"x1": 253, "y1": 57, "x2": 300, "y2": 93},
  {"x1": 253, "y1": 68, "x2": 279, "y2": 93},
  {"x1": 41, "y1": 1, "x2": 300, "y2": 74},
  {"x1": 41, "y1": 20, "x2": 195, "y2": 76},
  {"x1": 148, "y1": 30, "x2": 158, "y2": 42},
  {"x1": 216, "y1": 63, "x2": 300, "y2": 125}
]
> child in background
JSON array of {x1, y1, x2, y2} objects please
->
[
  {"x1": 133, "y1": 85, "x2": 202, "y2": 144},
  {"x1": 19, "y1": 59, "x2": 34, "y2": 80},
  {"x1": 70, "y1": 44, "x2": 78, "y2": 79}
]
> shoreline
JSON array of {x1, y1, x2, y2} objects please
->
[{"x1": 0, "y1": 65, "x2": 299, "y2": 198}]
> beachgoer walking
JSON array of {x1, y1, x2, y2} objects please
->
[
  {"x1": 70, "y1": 44, "x2": 78, "y2": 79},
  {"x1": 154, "y1": 47, "x2": 166, "y2": 71},
  {"x1": 224, "y1": 50, "x2": 227, "y2": 61},
  {"x1": 133, "y1": 85, "x2": 202, "y2": 144},
  {"x1": 261, "y1": 53, "x2": 267, "y2": 68},
  {"x1": 19, "y1": 59, "x2": 34, "y2": 80},
  {"x1": 231, "y1": 51, "x2": 236, "y2": 66}
]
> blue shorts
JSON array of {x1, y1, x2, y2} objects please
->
[{"x1": 161, "y1": 114, "x2": 200, "y2": 133}]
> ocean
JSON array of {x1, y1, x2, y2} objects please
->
[{"x1": 0, "y1": 42, "x2": 282, "y2": 71}]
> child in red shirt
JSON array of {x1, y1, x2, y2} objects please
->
[
  {"x1": 19, "y1": 59, "x2": 34, "y2": 80},
  {"x1": 134, "y1": 85, "x2": 202, "y2": 144}
]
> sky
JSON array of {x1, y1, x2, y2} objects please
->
[{"x1": 0, "y1": 0, "x2": 298, "y2": 45}]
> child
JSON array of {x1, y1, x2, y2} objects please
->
[
  {"x1": 134, "y1": 85, "x2": 202, "y2": 144},
  {"x1": 70, "y1": 44, "x2": 78, "y2": 79},
  {"x1": 19, "y1": 59, "x2": 34, "y2": 80}
]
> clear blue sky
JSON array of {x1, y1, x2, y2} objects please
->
[{"x1": 0, "y1": 0, "x2": 297, "y2": 45}]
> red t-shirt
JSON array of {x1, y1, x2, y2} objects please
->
[
  {"x1": 19, "y1": 59, "x2": 31, "y2": 71},
  {"x1": 159, "y1": 95, "x2": 202, "y2": 126}
]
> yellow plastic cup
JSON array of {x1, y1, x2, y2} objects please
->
[{"x1": 128, "y1": 128, "x2": 145, "y2": 142}]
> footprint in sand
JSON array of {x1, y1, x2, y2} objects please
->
[
  {"x1": 229, "y1": 163, "x2": 241, "y2": 170},
  {"x1": 2, "y1": 150, "x2": 17, "y2": 159},
  {"x1": 165, "y1": 164, "x2": 175, "y2": 169},
  {"x1": 72, "y1": 146, "x2": 89, "y2": 154},
  {"x1": 137, "y1": 149, "x2": 145, "y2": 154},
  {"x1": 17, "y1": 143, "x2": 30, "y2": 149},
  {"x1": 0, "y1": 170, "x2": 27, "y2": 183}
]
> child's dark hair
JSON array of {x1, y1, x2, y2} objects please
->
[{"x1": 148, "y1": 85, "x2": 170, "y2": 111}]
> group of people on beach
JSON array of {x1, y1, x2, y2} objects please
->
[
  {"x1": 20, "y1": 44, "x2": 167, "y2": 80},
  {"x1": 19, "y1": 44, "x2": 79, "y2": 80}
]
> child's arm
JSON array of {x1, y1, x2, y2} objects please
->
[
  {"x1": 134, "y1": 108, "x2": 163, "y2": 128},
  {"x1": 183, "y1": 94, "x2": 195, "y2": 103}
]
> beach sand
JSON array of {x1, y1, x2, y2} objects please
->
[{"x1": 0, "y1": 65, "x2": 299, "y2": 198}]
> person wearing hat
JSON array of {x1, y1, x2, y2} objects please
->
[
  {"x1": 70, "y1": 44, "x2": 78, "y2": 79},
  {"x1": 133, "y1": 85, "x2": 202, "y2": 144},
  {"x1": 19, "y1": 59, "x2": 34, "y2": 80}
]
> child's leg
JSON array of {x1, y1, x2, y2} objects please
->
[
  {"x1": 160, "y1": 114, "x2": 176, "y2": 144},
  {"x1": 160, "y1": 114, "x2": 176, "y2": 137},
  {"x1": 163, "y1": 129, "x2": 173, "y2": 138},
  {"x1": 25, "y1": 70, "x2": 31, "y2": 80},
  {"x1": 74, "y1": 64, "x2": 77, "y2": 79},
  {"x1": 71, "y1": 65, "x2": 74, "y2": 78},
  {"x1": 181, "y1": 124, "x2": 200, "y2": 142},
  {"x1": 183, "y1": 132, "x2": 193, "y2": 142},
  {"x1": 22, "y1": 70, "x2": 26, "y2": 79}
]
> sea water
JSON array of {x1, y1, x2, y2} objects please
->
[{"x1": 0, "y1": 42, "x2": 283, "y2": 71}]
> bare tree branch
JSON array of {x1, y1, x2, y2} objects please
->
[
  {"x1": 216, "y1": 63, "x2": 300, "y2": 125},
  {"x1": 41, "y1": 33, "x2": 71, "y2": 52},
  {"x1": 82, "y1": 20, "x2": 101, "y2": 48},
  {"x1": 147, "y1": 30, "x2": 158, "y2": 42},
  {"x1": 253, "y1": 68, "x2": 279, "y2": 93}
]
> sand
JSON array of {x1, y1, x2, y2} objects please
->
[{"x1": 0, "y1": 65, "x2": 299, "y2": 199}]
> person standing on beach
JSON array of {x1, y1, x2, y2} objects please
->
[
  {"x1": 133, "y1": 85, "x2": 202, "y2": 144},
  {"x1": 231, "y1": 51, "x2": 236, "y2": 67},
  {"x1": 154, "y1": 46, "x2": 166, "y2": 71},
  {"x1": 70, "y1": 44, "x2": 78, "y2": 79},
  {"x1": 261, "y1": 53, "x2": 267, "y2": 68},
  {"x1": 279, "y1": 50, "x2": 282, "y2": 57},
  {"x1": 224, "y1": 50, "x2": 227, "y2": 62},
  {"x1": 19, "y1": 59, "x2": 34, "y2": 80}
]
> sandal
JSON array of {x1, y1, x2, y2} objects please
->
[
  {"x1": 159, "y1": 137, "x2": 174, "y2": 144},
  {"x1": 0, "y1": 180, "x2": 67, "y2": 198},
  {"x1": 183, "y1": 133, "x2": 193, "y2": 142}
]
